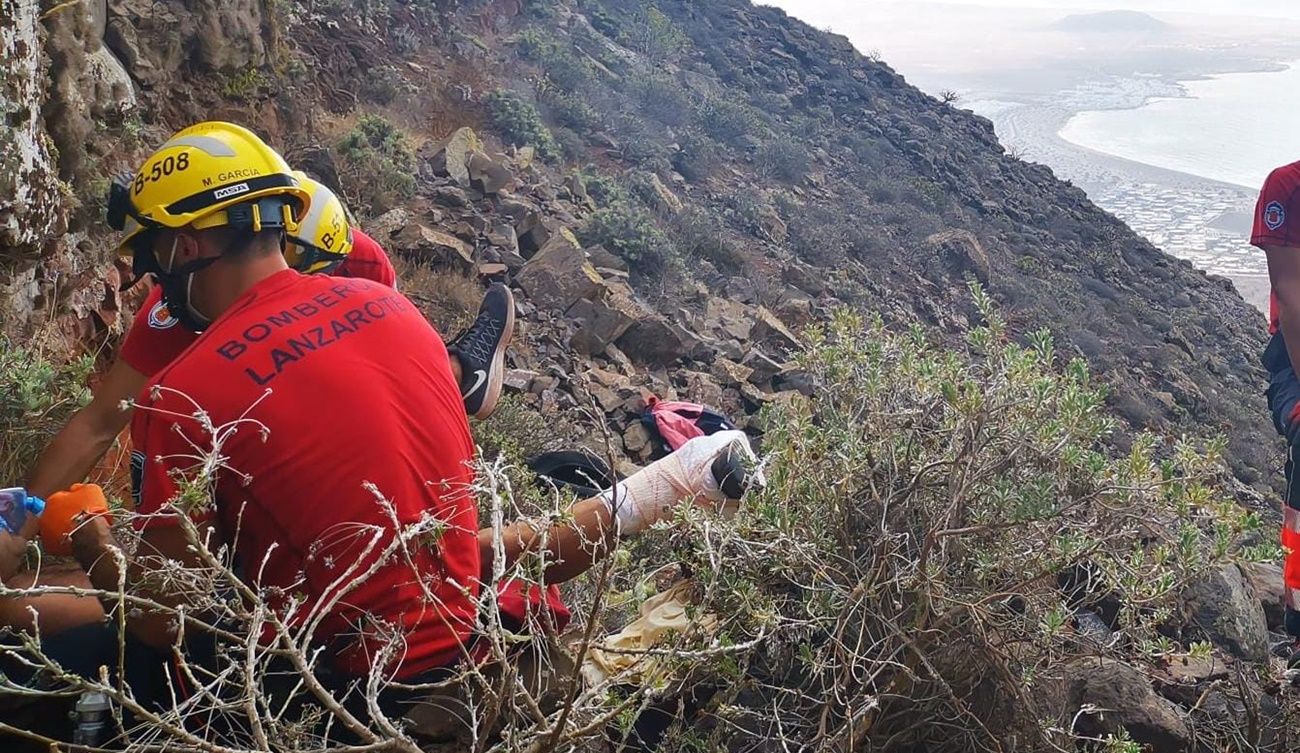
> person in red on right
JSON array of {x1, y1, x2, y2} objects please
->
[{"x1": 1252, "y1": 160, "x2": 1300, "y2": 662}]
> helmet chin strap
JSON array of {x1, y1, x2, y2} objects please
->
[{"x1": 164, "y1": 235, "x2": 214, "y2": 330}]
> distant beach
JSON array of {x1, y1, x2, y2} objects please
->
[{"x1": 969, "y1": 72, "x2": 1274, "y2": 316}]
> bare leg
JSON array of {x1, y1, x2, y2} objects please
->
[{"x1": 450, "y1": 355, "x2": 463, "y2": 386}]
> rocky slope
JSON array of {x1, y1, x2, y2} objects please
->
[
  {"x1": 0, "y1": 0, "x2": 1293, "y2": 749},
  {"x1": 0, "y1": 0, "x2": 1274, "y2": 492}
]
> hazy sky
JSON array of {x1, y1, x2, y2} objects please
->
[{"x1": 764, "y1": 1, "x2": 1300, "y2": 21}]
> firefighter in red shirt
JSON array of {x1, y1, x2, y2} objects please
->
[
  {"x1": 1253, "y1": 161, "x2": 1300, "y2": 660},
  {"x1": 57, "y1": 122, "x2": 754, "y2": 709},
  {"x1": 21, "y1": 172, "x2": 509, "y2": 511}
]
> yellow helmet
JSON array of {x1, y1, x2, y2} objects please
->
[
  {"x1": 285, "y1": 172, "x2": 354, "y2": 274},
  {"x1": 107, "y1": 121, "x2": 310, "y2": 255}
]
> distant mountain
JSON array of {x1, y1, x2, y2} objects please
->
[{"x1": 1049, "y1": 10, "x2": 1172, "y2": 33}]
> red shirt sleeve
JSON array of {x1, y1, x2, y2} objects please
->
[
  {"x1": 119, "y1": 286, "x2": 201, "y2": 378},
  {"x1": 1252, "y1": 163, "x2": 1300, "y2": 248},
  {"x1": 334, "y1": 229, "x2": 396, "y2": 288}
]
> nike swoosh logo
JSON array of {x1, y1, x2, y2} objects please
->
[{"x1": 464, "y1": 369, "x2": 488, "y2": 398}]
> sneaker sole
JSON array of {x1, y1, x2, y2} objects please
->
[{"x1": 471, "y1": 286, "x2": 515, "y2": 420}]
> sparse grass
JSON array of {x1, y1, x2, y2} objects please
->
[
  {"x1": 0, "y1": 333, "x2": 93, "y2": 486},
  {"x1": 394, "y1": 256, "x2": 482, "y2": 337}
]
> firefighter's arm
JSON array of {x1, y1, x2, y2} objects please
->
[
  {"x1": 24, "y1": 358, "x2": 145, "y2": 505},
  {"x1": 1267, "y1": 245, "x2": 1300, "y2": 380}
]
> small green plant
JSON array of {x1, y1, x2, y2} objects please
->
[
  {"x1": 577, "y1": 203, "x2": 672, "y2": 273},
  {"x1": 485, "y1": 89, "x2": 560, "y2": 161},
  {"x1": 621, "y1": 5, "x2": 687, "y2": 63},
  {"x1": 334, "y1": 114, "x2": 417, "y2": 217},
  {"x1": 540, "y1": 89, "x2": 601, "y2": 132},
  {"x1": 755, "y1": 134, "x2": 809, "y2": 183},
  {"x1": 0, "y1": 336, "x2": 94, "y2": 484},
  {"x1": 694, "y1": 95, "x2": 759, "y2": 146},
  {"x1": 220, "y1": 66, "x2": 270, "y2": 100}
]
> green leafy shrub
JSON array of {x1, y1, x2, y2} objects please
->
[
  {"x1": 577, "y1": 203, "x2": 672, "y2": 272},
  {"x1": 0, "y1": 337, "x2": 93, "y2": 484},
  {"x1": 668, "y1": 207, "x2": 747, "y2": 271},
  {"x1": 755, "y1": 134, "x2": 810, "y2": 183},
  {"x1": 485, "y1": 89, "x2": 560, "y2": 161},
  {"x1": 694, "y1": 95, "x2": 760, "y2": 146},
  {"x1": 621, "y1": 5, "x2": 687, "y2": 62},
  {"x1": 540, "y1": 89, "x2": 601, "y2": 132},
  {"x1": 516, "y1": 30, "x2": 595, "y2": 93},
  {"x1": 335, "y1": 114, "x2": 417, "y2": 217},
  {"x1": 632, "y1": 74, "x2": 693, "y2": 127},
  {"x1": 576, "y1": 167, "x2": 630, "y2": 208},
  {"x1": 650, "y1": 289, "x2": 1262, "y2": 751}
]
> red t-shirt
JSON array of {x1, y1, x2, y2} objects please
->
[
  {"x1": 120, "y1": 229, "x2": 396, "y2": 377},
  {"x1": 130, "y1": 270, "x2": 478, "y2": 679},
  {"x1": 1251, "y1": 162, "x2": 1300, "y2": 334}
]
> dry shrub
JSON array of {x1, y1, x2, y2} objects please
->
[{"x1": 393, "y1": 256, "x2": 482, "y2": 337}]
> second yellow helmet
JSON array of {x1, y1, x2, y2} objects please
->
[{"x1": 284, "y1": 172, "x2": 354, "y2": 274}]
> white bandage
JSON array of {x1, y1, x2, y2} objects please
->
[{"x1": 599, "y1": 430, "x2": 758, "y2": 536}]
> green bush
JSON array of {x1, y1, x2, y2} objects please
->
[
  {"x1": 540, "y1": 89, "x2": 601, "y2": 132},
  {"x1": 0, "y1": 337, "x2": 93, "y2": 484},
  {"x1": 577, "y1": 203, "x2": 672, "y2": 272},
  {"x1": 576, "y1": 167, "x2": 630, "y2": 208},
  {"x1": 485, "y1": 89, "x2": 560, "y2": 161},
  {"x1": 335, "y1": 114, "x2": 417, "y2": 217},
  {"x1": 755, "y1": 134, "x2": 810, "y2": 183},
  {"x1": 652, "y1": 290, "x2": 1261, "y2": 751},
  {"x1": 632, "y1": 74, "x2": 693, "y2": 127},
  {"x1": 516, "y1": 30, "x2": 595, "y2": 93},
  {"x1": 621, "y1": 5, "x2": 687, "y2": 63},
  {"x1": 694, "y1": 95, "x2": 760, "y2": 146}
]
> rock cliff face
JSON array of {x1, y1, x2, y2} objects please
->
[{"x1": 0, "y1": 0, "x2": 1275, "y2": 490}]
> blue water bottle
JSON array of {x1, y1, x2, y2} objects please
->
[{"x1": 0, "y1": 488, "x2": 45, "y2": 534}]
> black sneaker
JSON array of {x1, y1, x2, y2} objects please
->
[{"x1": 448, "y1": 283, "x2": 515, "y2": 420}]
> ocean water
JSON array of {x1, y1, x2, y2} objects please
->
[{"x1": 1059, "y1": 62, "x2": 1300, "y2": 190}]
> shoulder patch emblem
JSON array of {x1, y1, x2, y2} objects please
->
[
  {"x1": 1265, "y1": 201, "x2": 1286, "y2": 231},
  {"x1": 148, "y1": 299, "x2": 178, "y2": 330}
]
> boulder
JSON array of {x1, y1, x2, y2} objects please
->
[
  {"x1": 617, "y1": 317, "x2": 703, "y2": 367},
  {"x1": 425, "y1": 127, "x2": 483, "y2": 187},
  {"x1": 643, "y1": 172, "x2": 683, "y2": 214},
  {"x1": 1242, "y1": 561, "x2": 1285, "y2": 632},
  {"x1": 1064, "y1": 658, "x2": 1191, "y2": 753},
  {"x1": 742, "y1": 348, "x2": 787, "y2": 384},
  {"x1": 585, "y1": 244, "x2": 629, "y2": 273},
  {"x1": 623, "y1": 422, "x2": 652, "y2": 456},
  {"x1": 503, "y1": 369, "x2": 538, "y2": 392},
  {"x1": 567, "y1": 286, "x2": 650, "y2": 356},
  {"x1": 364, "y1": 208, "x2": 416, "y2": 243},
  {"x1": 517, "y1": 236, "x2": 605, "y2": 312},
  {"x1": 393, "y1": 222, "x2": 474, "y2": 267},
  {"x1": 467, "y1": 151, "x2": 514, "y2": 195},
  {"x1": 1181, "y1": 564, "x2": 1269, "y2": 662},
  {"x1": 429, "y1": 185, "x2": 470, "y2": 208},
  {"x1": 679, "y1": 370, "x2": 724, "y2": 408},
  {"x1": 517, "y1": 213, "x2": 562, "y2": 258},
  {"x1": 750, "y1": 306, "x2": 801, "y2": 352},
  {"x1": 711, "y1": 358, "x2": 754, "y2": 387},
  {"x1": 924, "y1": 229, "x2": 991, "y2": 286}
]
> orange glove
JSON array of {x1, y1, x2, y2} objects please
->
[{"x1": 40, "y1": 483, "x2": 110, "y2": 556}]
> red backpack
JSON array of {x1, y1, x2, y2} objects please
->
[{"x1": 642, "y1": 396, "x2": 738, "y2": 459}]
